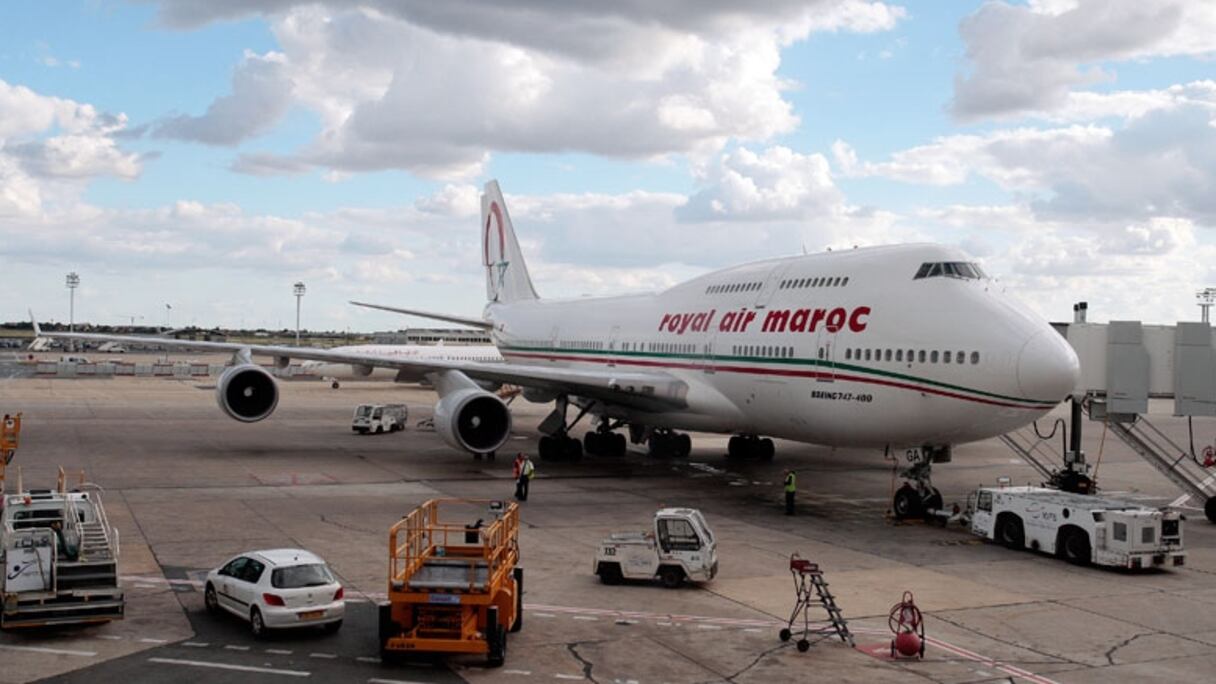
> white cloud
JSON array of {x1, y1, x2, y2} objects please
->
[
  {"x1": 679, "y1": 146, "x2": 843, "y2": 221},
  {"x1": 953, "y1": 0, "x2": 1216, "y2": 120},
  {"x1": 154, "y1": 50, "x2": 293, "y2": 145},
  {"x1": 133, "y1": 2, "x2": 906, "y2": 178}
]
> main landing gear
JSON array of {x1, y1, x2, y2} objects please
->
[
  {"x1": 891, "y1": 447, "x2": 948, "y2": 520},
  {"x1": 648, "y1": 429, "x2": 692, "y2": 458},
  {"x1": 585, "y1": 422, "x2": 627, "y2": 458},
  {"x1": 727, "y1": 435, "x2": 774, "y2": 461},
  {"x1": 538, "y1": 396, "x2": 629, "y2": 461}
]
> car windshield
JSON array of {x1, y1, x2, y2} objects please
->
[
  {"x1": 271, "y1": 563, "x2": 335, "y2": 589},
  {"x1": 355, "y1": 406, "x2": 372, "y2": 417}
]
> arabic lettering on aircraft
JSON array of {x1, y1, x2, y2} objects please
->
[{"x1": 658, "y1": 306, "x2": 870, "y2": 335}]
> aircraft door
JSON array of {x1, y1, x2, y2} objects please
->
[
  {"x1": 753, "y1": 263, "x2": 790, "y2": 309},
  {"x1": 815, "y1": 327, "x2": 837, "y2": 382},
  {"x1": 701, "y1": 333, "x2": 717, "y2": 374},
  {"x1": 608, "y1": 325, "x2": 620, "y2": 367}
]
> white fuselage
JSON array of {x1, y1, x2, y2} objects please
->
[
  {"x1": 302, "y1": 344, "x2": 503, "y2": 382},
  {"x1": 487, "y1": 244, "x2": 1078, "y2": 449}
]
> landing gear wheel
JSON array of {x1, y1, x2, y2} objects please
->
[
  {"x1": 779, "y1": 628, "x2": 792, "y2": 642},
  {"x1": 997, "y1": 515, "x2": 1025, "y2": 550},
  {"x1": 922, "y1": 487, "x2": 943, "y2": 516},
  {"x1": 1060, "y1": 529, "x2": 1091, "y2": 566},
  {"x1": 658, "y1": 566, "x2": 683, "y2": 589},
  {"x1": 204, "y1": 583, "x2": 219, "y2": 614},
  {"x1": 539, "y1": 436, "x2": 557, "y2": 461},
  {"x1": 564, "y1": 436, "x2": 583, "y2": 462},
  {"x1": 760, "y1": 438, "x2": 775, "y2": 461},
  {"x1": 727, "y1": 436, "x2": 743, "y2": 460},
  {"x1": 797, "y1": 639, "x2": 810, "y2": 653},
  {"x1": 892, "y1": 485, "x2": 922, "y2": 520},
  {"x1": 613, "y1": 433, "x2": 627, "y2": 457},
  {"x1": 1206, "y1": 497, "x2": 1216, "y2": 524}
]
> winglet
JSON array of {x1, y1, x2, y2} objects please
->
[{"x1": 29, "y1": 309, "x2": 41, "y2": 337}]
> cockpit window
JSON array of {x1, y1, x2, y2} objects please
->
[{"x1": 914, "y1": 261, "x2": 985, "y2": 280}]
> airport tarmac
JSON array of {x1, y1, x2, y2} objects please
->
[{"x1": 2, "y1": 362, "x2": 1216, "y2": 683}]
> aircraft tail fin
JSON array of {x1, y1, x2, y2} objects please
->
[{"x1": 482, "y1": 180, "x2": 538, "y2": 303}]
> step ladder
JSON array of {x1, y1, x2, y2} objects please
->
[
  {"x1": 998, "y1": 426, "x2": 1061, "y2": 483},
  {"x1": 779, "y1": 554, "x2": 854, "y2": 651}
]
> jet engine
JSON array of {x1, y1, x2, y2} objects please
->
[
  {"x1": 216, "y1": 364, "x2": 279, "y2": 422},
  {"x1": 433, "y1": 387, "x2": 512, "y2": 454}
]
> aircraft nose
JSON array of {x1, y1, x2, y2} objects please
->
[{"x1": 1016, "y1": 329, "x2": 1080, "y2": 403}]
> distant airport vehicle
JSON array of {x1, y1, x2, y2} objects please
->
[
  {"x1": 35, "y1": 179, "x2": 1079, "y2": 514},
  {"x1": 969, "y1": 485, "x2": 1185, "y2": 569},
  {"x1": 97, "y1": 342, "x2": 127, "y2": 353},
  {"x1": 301, "y1": 343, "x2": 502, "y2": 388},
  {"x1": 594, "y1": 508, "x2": 718, "y2": 588},
  {"x1": 352, "y1": 403, "x2": 408, "y2": 434},
  {"x1": 1, "y1": 467, "x2": 124, "y2": 629},
  {"x1": 204, "y1": 548, "x2": 345, "y2": 637},
  {"x1": 380, "y1": 499, "x2": 521, "y2": 667},
  {"x1": 58, "y1": 354, "x2": 89, "y2": 364}
]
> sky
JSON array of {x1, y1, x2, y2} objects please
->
[{"x1": 2, "y1": 0, "x2": 1215, "y2": 332}]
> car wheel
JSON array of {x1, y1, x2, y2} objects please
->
[
  {"x1": 204, "y1": 583, "x2": 219, "y2": 614},
  {"x1": 250, "y1": 607, "x2": 267, "y2": 638},
  {"x1": 323, "y1": 619, "x2": 343, "y2": 634},
  {"x1": 997, "y1": 515, "x2": 1025, "y2": 550},
  {"x1": 597, "y1": 563, "x2": 622, "y2": 585},
  {"x1": 659, "y1": 566, "x2": 683, "y2": 589},
  {"x1": 1060, "y1": 529, "x2": 1091, "y2": 566}
]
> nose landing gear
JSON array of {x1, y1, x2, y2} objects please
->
[{"x1": 891, "y1": 447, "x2": 949, "y2": 520}]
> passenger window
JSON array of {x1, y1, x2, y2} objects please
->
[
  {"x1": 943, "y1": 351, "x2": 951, "y2": 363},
  {"x1": 221, "y1": 557, "x2": 249, "y2": 578},
  {"x1": 918, "y1": 350, "x2": 926, "y2": 363},
  {"x1": 931, "y1": 351, "x2": 939, "y2": 363},
  {"x1": 884, "y1": 349, "x2": 892, "y2": 362},
  {"x1": 845, "y1": 349, "x2": 852, "y2": 360},
  {"x1": 864, "y1": 349, "x2": 871, "y2": 361},
  {"x1": 242, "y1": 560, "x2": 266, "y2": 584},
  {"x1": 971, "y1": 351, "x2": 979, "y2": 364},
  {"x1": 657, "y1": 518, "x2": 701, "y2": 552},
  {"x1": 957, "y1": 350, "x2": 964, "y2": 364},
  {"x1": 833, "y1": 277, "x2": 841, "y2": 286},
  {"x1": 896, "y1": 350, "x2": 903, "y2": 362},
  {"x1": 842, "y1": 277, "x2": 849, "y2": 286}
]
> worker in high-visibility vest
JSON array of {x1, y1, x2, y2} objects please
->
[
  {"x1": 517, "y1": 454, "x2": 536, "y2": 502},
  {"x1": 783, "y1": 469, "x2": 796, "y2": 515}
]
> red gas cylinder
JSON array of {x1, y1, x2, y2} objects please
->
[{"x1": 894, "y1": 630, "x2": 922, "y2": 657}]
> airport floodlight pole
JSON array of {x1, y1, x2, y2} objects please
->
[
  {"x1": 66, "y1": 272, "x2": 80, "y2": 351},
  {"x1": 1199, "y1": 288, "x2": 1216, "y2": 323},
  {"x1": 294, "y1": 282, "x2": 306, "y2": 345}
]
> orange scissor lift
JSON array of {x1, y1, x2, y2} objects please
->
[{"x1": 379, "y1": 499, "x2": 522, "y2": 667}]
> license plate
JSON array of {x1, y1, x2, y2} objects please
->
[{"x1": 299, "y1": 610, "x2": 324, "y2": 620}]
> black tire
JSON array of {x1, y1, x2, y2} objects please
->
[
  {"x1": 1059, "y1": 528, "x2": 1091, "y2": 565},
  {"x1": 1205, "y1": 497, "x2": 1216, "y2": 524},
  {"x1": 331, "y1": 381, "x2": 340, "y2": 389},
  {"x1": 583, "y1": 432, "x2": 600, "y2": 456},
  {"x1": 678, "y1": 434, "x2": 692, "y2": 458},
  {"x1": 658, "y1": 566, "x2": 683, "y2": 589},
  {"x1": 204, "y1": 583, "x2": 219, "y2": 614},
  {"x1": 486, "y1": 606, "x2": 505, "y2": 667},
  {"x1": 565, "y1": 437, "x2": 583, "y2": 462},
  {"x1": 613, "y1": 433, "x2": 627, "y2": 457},
  {"x1": 510, "y1": 568, "x2": 523, "y2": 633},
  {"x1": 727, "y1": 436, "x2": 742, "y2": 459},
  {"x1": 597, "y1": 562, "x2": 622, "y2": 585},
  {"x1": 250, "y1": 607, "x2": 266, "y2": 638},
  {"x1": 323, "y1": 619, "x2": 342, "y2": 634},
  {"x1": 539, "y1": 436, "x2": 556, "y2": 461},
  {"x1": 996, "y1": 514, "x2": 1025, "y2": 550},
  {"x1": 892, "y1": 486, "x2": 921, "y2": 519},
  {"x1": 922, "y1": 488, "x2": 943, "y2": 515},
  {"x1": 379, "y1": 603, "x2": 399, "y2": 663},
  {"x1": 797, "y1": 639, "x2": 810, "y2": 653},
  {"x1": 760, "y1": 438, "x2": 775, "y2": 461},
  {"x1": 779, "y1": 628, "x2": 791, "y2": 642},
  {"x1": 648, "y1": 434, "x2": 666, "y2": 458}
]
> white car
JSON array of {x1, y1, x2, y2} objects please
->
[{"x1": 204, "y1": 548, "x2": 345, "y2": 637}]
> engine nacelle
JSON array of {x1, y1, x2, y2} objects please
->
[
  {"x1": 216, "y1": 364, "x2": 279, "y2": 422},
  {"x1": 433, "y1": 387, "x2": 512, "y2": 454}
]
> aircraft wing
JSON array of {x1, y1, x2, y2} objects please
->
[{"x1": 36, "y1": 326, "x2": 688, "y2": 411}]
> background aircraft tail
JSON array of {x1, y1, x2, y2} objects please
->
[{"x1": 482, "y1": 180, "x2": 538, "y2": 303}]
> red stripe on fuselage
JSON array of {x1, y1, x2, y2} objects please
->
[{"x1": 501, "y1": 350, "x2": 1046, "y2": 410}]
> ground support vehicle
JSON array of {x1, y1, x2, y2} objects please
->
[
  {"x1": 204, "y1": 548, "x2": 345, "y2": 637},
  {"x1": 353, "y1": 404, "x2": 408, "y2": 434},
  {"x1": 594, "y1": 508, "x2": 717, "y2": 588},
  {"x1": 970, "y1": 485, "x2": 1185, "y2": 569},
  {"x1": 1, "y1": 467, "x2": 124, "y2": 628},
  {"x1": 380, "y1": 499, "x2": 521, "y2": 667}
]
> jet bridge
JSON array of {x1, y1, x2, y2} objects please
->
[{"x1": 1001, "y1": 311, "x2": 1216, "y2": 523}]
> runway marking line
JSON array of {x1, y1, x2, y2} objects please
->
[
  {"x1": 554, "y1": 675, "x2": 585, "y2": 681},
  {"x1": 503, "y1": 669, "x2": 532, "y2": 675},
  {"x1": 0, "y1": 644, "x2": 96, "y2": 657},
  {"x1": 147, "y1": 657, "x2": 310, "y2": 677},
  {"x1": 266, "y1": 648, "x2": 294, "y2": 655},
  {"x1": 309, "y1": 652, "x2": 337, "y2": 659},
  {"x1": 355, "y1": 656, "x2": 381, "y2": 663},
  {"x1": 182, "y1": 642, "x2": 209, "y2": 648},
  {"x1": 223, "y1": 644, "x2": 251, "y2": 651},
  {"x1": 138, "y1": 637, "x2": 168, "y2": 644},
  {"x1": 368, "y1": 678, "x2": 431, "y2": 684}
]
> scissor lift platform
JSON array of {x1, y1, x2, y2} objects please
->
[{"x1": 379, "y1": 498, "x2": 522, "y2": 667}]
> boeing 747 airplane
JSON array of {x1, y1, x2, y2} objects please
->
[{"x1": 38, "y1": 180, "x2": 1079, "y2": 516}]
